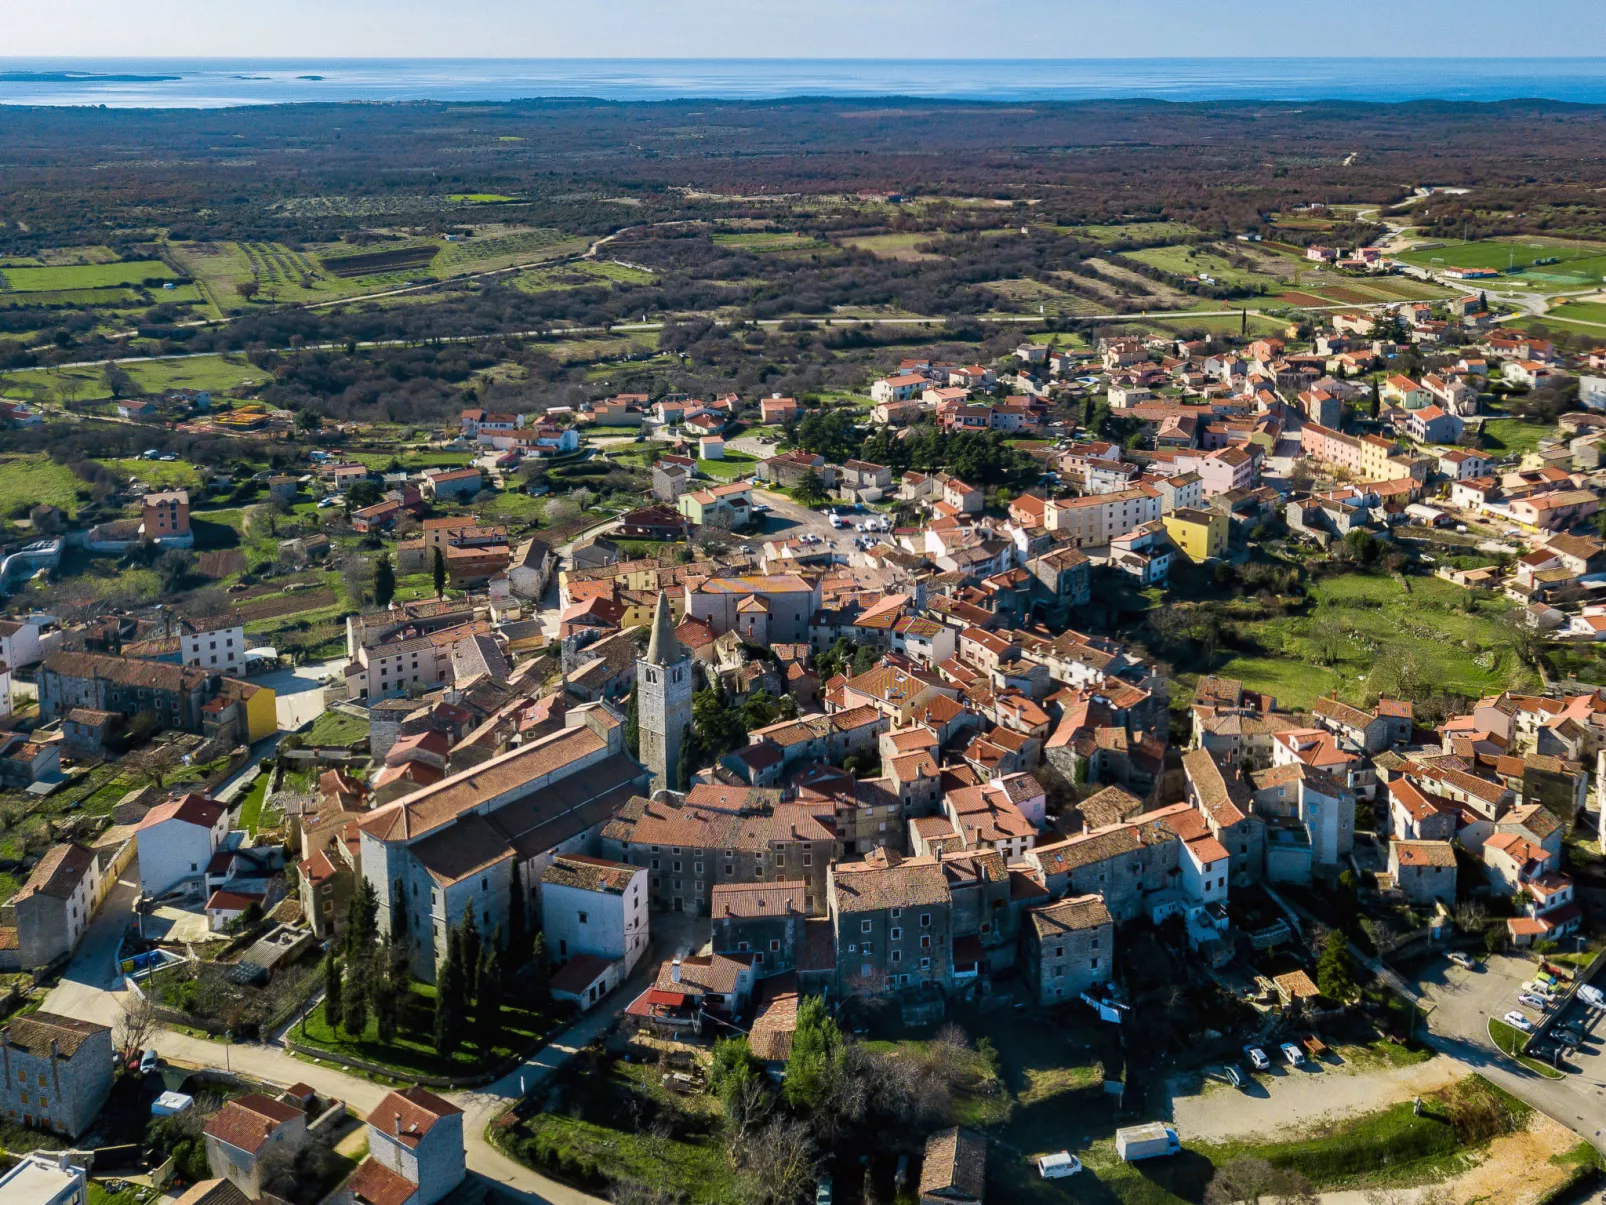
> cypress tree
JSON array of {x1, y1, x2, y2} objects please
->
[
  {"x1": 507, "y1": 863, "x2": 529, "y2": 971},
  {"x1": 374, "y1": 554, "x2": 396, "y2": 609},
  {"x1": 432, "y1": 547, "x2": 447, "y2": 598},
  {"x1": 433, "y1": 929, "x2": 465, "y2": 1058},
  {"x1": 324, "y1": 953, "x2": 342, "y2": 1027},
  {"x1": 530, "y1": 931, "x2": 551, "y2": 1007},
  {"x1": 372, "y1": 972, "x2": 397, "y2": 1044},
  {"x1": 342, "y1": 954, "x2": 370, "y2": 1036},
  {"x1": 458, "y1": 908, "x2": 482, "y2": 1006},
  {"x1": 479, "y1": 946, "x2": 505, "y2": 1054}
]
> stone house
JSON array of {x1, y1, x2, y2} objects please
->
[
  {"x1": 0, "y1": 1012, "x2": 114, "y2": 1138},
  {"x1": 1387, "y1": 840, "x2": 1457, "y2": 906},
  {"x1": 1025, "y1": 894, "x2": 1113, "y2": 1006},
  {"x1": 6, "y1": 844, "x2": 100, "y2": 970},
  {"x1": 827, "y1": 850, "x2": 953, "y2": 996},
  {"x1": 204, "y1": 1093, "x2": 307, "y2": 1199},
  {"x1": 710, "y1": 881, "x2": 808, "y2": 974}
]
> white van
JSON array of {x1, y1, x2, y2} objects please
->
[
  {"x1": 828, "y1": 513, "x2": 844, "y2": 529},
  {"x1": 1037, "y1": 1152, "x2": 1082, "y2": 1179}
]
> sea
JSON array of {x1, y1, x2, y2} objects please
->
[{"x1": 2, "y1": 57, "x2": 1606, "y2": 108}]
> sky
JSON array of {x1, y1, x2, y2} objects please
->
[{"x1": 7, "y1": 0, "x2": 1606, "y2": 59}]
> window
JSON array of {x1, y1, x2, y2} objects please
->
[
  {"x1": 861, "y1": 920, "x2": 872, "y2": 934},
  {"x1": 802, "y1": 853, "x2": 812, "y2": 867},
  {"x1": 694, "y1": 863, "x2": 703, "y2": 875},
  {"x1": 921, "y1": 935, "x2": 931, "y2": 949},
  {"x1": 672, "y1": 861, "x2": 682, "y2": 873},
  {"x1": 578, "y1": 912, "x2": 588, "y2": 925},
  {"x1": 920, "y1": 957, "x2": 931, "y2": 970},
  {"x1": 890, "y1": 950, "x2": 901, "y2": 963},
  {"x1": 890, "y1": 907, "x2": 902, "y2": 920},
  {"x1": 738, "y1": 941, "x2": 750, "y2": 952},
  {"x1": 920, "y1": 913, "x2": 930, "y2": 927},
  {"x1": 862, "y1": 942, "x2": 873, "y2": 953},
  {"x1": 769, "y1": 939, "x2": 780, "y2": 952},
  {"x1": 1091, "y1": 957, "x2": 1100, "y2": 970},
  {"x1": 890, "y1": 927, "x2": 902, "y2": 941}
]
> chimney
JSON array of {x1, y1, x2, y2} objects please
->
[
  {"x1": 670, "y1": 958, "x2": 682, "y2": 984},
  {"x1": 394, "y1": 1113, "x2": 403, "y2": 1135}
]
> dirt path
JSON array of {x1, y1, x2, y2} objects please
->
[
  {"x1": 1315, "y1": 1112, "x2": 1580, "y2": 1203},
  {"x1": 1167, "y1": 1056, "x2": 1465, "y2": 1143}
]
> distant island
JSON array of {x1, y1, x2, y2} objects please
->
[
  {"x1": 0, "y1": 70, "x2": 180, "y2": 83},
  {"x1": 297, "y1": 75, "x2": 325, "y2": 81}
]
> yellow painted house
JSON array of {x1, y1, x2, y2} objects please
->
[
  {"x1": 220, "y1": 678, "x2": 278, "y2": 744},
  {"x1": 1163, "y1": 507, "x2": 1229, "y2": 561}
]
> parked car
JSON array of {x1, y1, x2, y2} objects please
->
[
  {"x1": 1447, "y1": 952, "x2": 1476, "y2": 970},
  {"x1": 1037, "y1": 1152, "x2": 1083, "y2": 1179},
  {"x1": 1244, "y1": 1046, "x2": 1270, "y2": 1071},
  {"x1": 1517, "y1": 993, "x2": 1551, "y2": 1011},
  {"x1": 815, "y1": 1174, "x2": 832, "y2": 1205},
  {"x1": 1222, "y1": 1064, "x2": 1245, "y2": 1089},
  {"x1": 1503, "y1": 1011, "x2": 1535, "y2": 1033},
  {"x1": 1579, "y1": 985, "x2": 1604, "y2": 1009},
  {"x1": 1280, "y1": 1043, "x2": 1305, "y2": 1066},
  {"x1": 139, "y1": 1049, "x2": 159, "y2": 1075},
  {"x1": 1552, "y1": 1027, "x2": 1583, "y2": 1047},
  {"x1": 1523, "y1": 980, "x2": 1558, "y2": 997}
]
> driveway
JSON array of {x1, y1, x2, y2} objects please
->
[{"x1": 254, "y1": 655, "x2": 348, "y2": 731}]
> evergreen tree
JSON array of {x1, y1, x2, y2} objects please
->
[
  {"x1": 347, "y1": 877, "x2": 379, "y2": 956},
  {"x1": 530, "y1": 932, "x2": 551, "y2": 1007},
  {"x1": 1369, "y1": 378, "x2": 1381, "y2": 419},
  {"x1": 507, "y1": 863, "x2": 529, "y2": 970},
  {"x1": 324, "y1": 953, "x2": 342, "y2": 1027},
  {"x1": 458, "y1": 907, "x2": 482, "y2": 1005},
  {"x1": 342, "y1": 954, "x2": 370, "y2": 1036},
  {"x1": 373, "y1": 554, "x2": 396, "y2": 609},
  {"x1": 433, "y1": 929, "x2": 465, "y2": 1058},
  {"x1": 785, "y1": 996, "x2": 842, "y2": 1110},
  {"x1": 372, "y1": 973, "x2": 398, "y2": 1044},
  {"x1": 1316, "y1": 930, "x2": 1356, "y2": 1002},
  {"x1": 432, "y1": 547, "x2": 447, "y2": 598},
  {"x1": 391, "y1": 878, "x2": 408, "y2": 937},
  {"x1": 478, "y1": 946, "x2": 505, "y2": 1053},
  {"x1": 624, "y1": 681, "x2": 640, "y2": 757}
]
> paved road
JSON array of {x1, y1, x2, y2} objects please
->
[{"x1": 1414, "y1": 953, "x2": 1606, "y2": 1153}]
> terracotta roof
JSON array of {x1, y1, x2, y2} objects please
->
[
  {"x1": 344, "y1": 1158, "x2": 417, "y2": 1205},
  {"x1": 11, "y1": 843, "x2": 96, "y2": 903},
  {"x1": 831, "y1": 852, "x2": 950, "y2": 913},
  {"x1": 919, "y1": 1127, "x2": 987, "y2": 1203},
  {"x1": 136, "y1": 792, "x2": 225, "y2": 833},
  {"x1": 2, "y1": 1011, "x2": 108, "y2": 1059},
  {"x1": 1393, "y1": 840, "x2": 1457, "y2": 868},
  {"x1": 203, "y1": 1093, "x2": 304, "y2": 1156},
  {"x1": 1029, "y1": 893, "x2": 1112, "y2": 940},
  {"x1": 541, "y1": 853, "x2": 638, "y2": 895},
  {"x1": 711, "y1": 881, "x2": 806, "y2": 918},
  {"x1": 370, "y1": 1085, "x2": 462, "y2": 1148}
]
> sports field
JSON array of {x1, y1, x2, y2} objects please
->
[{"x1": 1400, "y1": 237, "x2": 1606, "y2": 285}]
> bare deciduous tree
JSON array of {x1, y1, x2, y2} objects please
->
[
  {"x1": 734, "y1": 1117, "x2": 818, "y2": 1205},
  {"x1": 115, "y1": 992, "x2": 157, "y2": 1063}
]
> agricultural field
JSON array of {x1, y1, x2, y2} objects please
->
[
  {"x1": 446, "y1": 192, "x2": 519, "y2": 203},
  {"x1": 0, "y1": 353, "x2": 264, "y2": 403},
  {"x1": 1065, "y1": 220, "x2": 1199, "y2": 244},
  {"x1": 0, "y1": 260, "x2": 177, "y2": 292},
  {"x1": 512, "y1": 260, "x2": 653, "y2": 295},
  {"x1": 1542, "y1": 299, "x2": 1606, "y2": 326},
  {"x1": 979, "y1": 278, "x2": 1107, "y2": 315},
  {"x1": 0, "y1": 454, "x2": 88, "y2": 518},
  {"x1": 838, "y1": 232, "x2": 944, "y2": 261},
  {"x1": 1123, "y1": 244, "x2": 1284, "y2": 291},
  {"x1": 1479, "y1": 415, "x2": 1553, "y2": 456},
  {"x1": 711, "y1": 231, "x2": 830, "y2": 254},
  {"x1": 436, "y1": 227, "x2": 581, "y2": 271},
  {"x1": 1209, "y1": 570, "x2": 1533, "y2": 710}
]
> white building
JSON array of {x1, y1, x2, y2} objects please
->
[
  {"x1": 1180, "y1": 836, "x2": 1229, "y2": 904},
  {"x1": 180, "y1": 614, "x2": 246, "y2": 678},
  {"x1": 0, "y1": 618, "x2": 44, "y2": 671},
  {"x1": 0, "y1": 1151, "x2": 85, "y2": 1205},
  {"x1": 134, "y1": 794, "x2": 228, "y2": 898},
  {"x1": 540, "y1": 854, "x2": 649, "y2": 975}
]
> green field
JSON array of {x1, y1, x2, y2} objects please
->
[
  {"x1": 0, "y1": 454, "x2": 89, "y2": 517},
  {"x1": 1401, "y1": 237, "x2": 1606, "y2": 285},
  {"x1": 1212, "y1": 571, "x2": 1533, "y2": 709},
  {"x1": 513, "y1": 260, "x2": 654, "y2": 294},
  {"x1": 105, "y1": 458, "x2": 203, "y2": 489},
  {"x1": 447, "y1": 193, "x2": 519, "y2": 202},
  {"x1": 0, "y1": 260, "x2": 177, "y2": 292},
  {"x1": 695, "y1": 451, "x2": 757, "y2": 480},
  {"x1": 1125, "y1": 245, "x2": 1280, "y2": 290},
  {"x1": 0, "y1": 353, "x2": 265, "y2": 403},
  {"x1": 712, "y1": 231, "x2": 828, "y2": 252},
  {"x1": 838, "y1": 232, "x2": 944, "y2": 260},
  {"x1": 1480, "y1": 416, "x2": 1552, "y2": 456},
  {"x1": 1067, "y1": 221, "x2": 1199, "y2": 244},
  {"x1": 1544, "y1": 300, "x2": 1606, "y2": 326}
]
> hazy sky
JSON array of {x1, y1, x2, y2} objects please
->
[{"x1": 8, "y1": 0, "x2": 1606, "y2": 58}]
